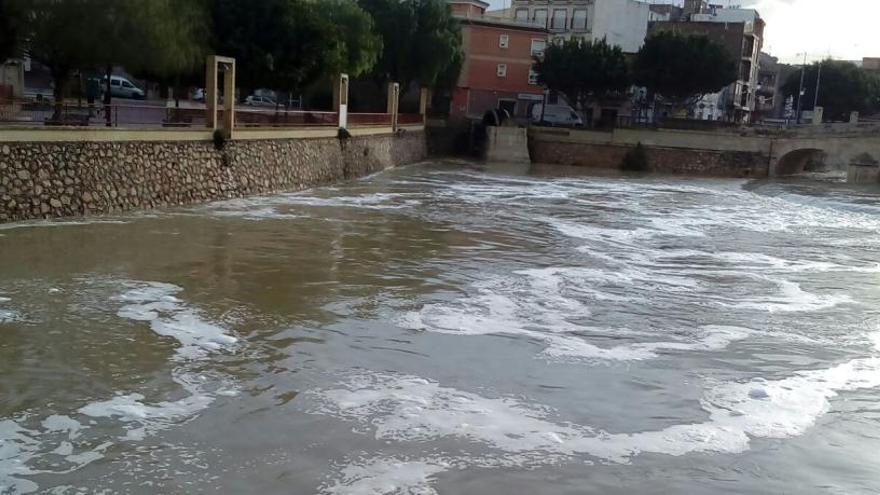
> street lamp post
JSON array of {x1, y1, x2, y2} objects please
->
[
  {"x1": 795, "y1": 53, "x2": 807, "y2": 125},
  {"x1": 813, "y1": 61, "x2": 823, "y2": 115}
]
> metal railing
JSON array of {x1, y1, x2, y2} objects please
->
[
  {"x1": 348, "y1": 112, "x2": 393, "y2": 126},
  {"x1": 0, "y1": 98, "x2": 202, "y2": 128},
  {"x1": 398, "y1": 113, "x2": 425, "y2": 125},
  {"x1": 1, "y1": 98, "x2": 427, "y2": 131},
  {"x1": 233, "y1": 107, "x2": 338, "y2": 127}
]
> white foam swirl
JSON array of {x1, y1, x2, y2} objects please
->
[
  {"x1": 1, "y1": 281, "x2": 239, "y2": 492},
  {"x1": 311, "y1": 353, "x2": 880, "y2": 492}
]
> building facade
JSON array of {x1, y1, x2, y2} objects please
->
[
  {"x1": 506, "y1": 0, "x2": 649, "y2": 54},
  {"x1": 649, "y1": 7, "x2": 764, "y2": 122},
  {"x1": 449, "y1": 0, "x2": 548, "y2": 120}
]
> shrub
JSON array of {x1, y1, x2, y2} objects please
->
[{"x1": 212, "y1": 129, "x2": 226, "y2": 151}]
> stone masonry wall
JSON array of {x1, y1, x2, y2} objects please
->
[
  {"x1": 0, "y1": 132, "x2": 426, "y2": 222},
  {"x1": 530, "y1": 140, "x2": 769, "y2": 178}
]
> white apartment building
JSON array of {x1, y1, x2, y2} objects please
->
[
  {"x1": 694, "y1": 8, "x2": 763, "y2": 121},
  {"x1": 505, "y1": 0, "x2": 650, "y2": 53}
]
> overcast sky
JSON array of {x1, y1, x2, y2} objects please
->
[{"x1": 486, "y1": 0, "x2": 877, "y2": 64}]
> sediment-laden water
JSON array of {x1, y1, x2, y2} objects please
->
[{"x1": 1, "y1": 162, "x2": 879, "y2": 494}]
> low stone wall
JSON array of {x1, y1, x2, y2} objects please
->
[
  {"x1": 485, "y1": 127, "x2": 530, "y2": 164},
  {"x1": 0, "y1": 131, "x2": 426, "y2": 222},
  {"x1": 530, "y1": 137, "x2": 768, "y2": 178}
]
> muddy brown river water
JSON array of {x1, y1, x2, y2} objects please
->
[{"x1": 1, "y1": 162, "x2": 879, "y2": 494}]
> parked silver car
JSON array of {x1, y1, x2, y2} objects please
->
[
  {"x1": 244, "y1": 95, "x2": 277, "y2": 108},
  {"x1": 103, "y1": 76, "x2": 145, "y2": 99}
]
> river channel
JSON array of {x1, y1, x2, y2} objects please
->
[{"x1": 1, "y1": 161, "x2": 879, "y2": 494}]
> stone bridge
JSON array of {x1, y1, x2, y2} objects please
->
[
  {"x1": 769, "y1": 133, "x2": 880, "y2": 176},
  {"x1": 529, "y1": 125, "x2": 880, "y2": 178}
]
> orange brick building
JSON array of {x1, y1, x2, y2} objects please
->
[{"x1": 449, "y1": 0, "x2": 548, "y2": 120}]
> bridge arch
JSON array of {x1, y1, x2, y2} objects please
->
[{"x1": 774, "y1": 148, "x2": 827, "y2": 176}]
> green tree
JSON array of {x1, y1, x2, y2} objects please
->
[
  {"x1": 634, "y1": 32, "x2": 737, "y2": 109},
  {"x1": 14, "y1": 0, "x2": 207, "y2": 120},
  {"x1": 11, "y1": 0, "x2": 95, "y2": 117},
  {"x1": 359, "y1": 0, "x2": 462, "y2": 91},
  {"x1": 210, "y1": 0, "x2": 356, "y2": 101},
  {"x1": 0, "y1": 0, "x2": 22, "y2": 62},
  {"x1": 534, "y1": 38, "x2": 630, "y2": 112},
  {"x1": 323, "y1": 0, "x2": 383, "y2": 78},
  {"x1": 782, "y1": 60, "x2": 880, "y2": 122},
  {"x1": 131, "y1": 0, "x2": 210, "y2": 108}
]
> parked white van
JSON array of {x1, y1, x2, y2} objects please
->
[
  {"x1": 103, "y1": 76, "x2": 145, "y2": 99},
  {"x1": 530, "y1": 103, "x2": 583, "y2": 127}
]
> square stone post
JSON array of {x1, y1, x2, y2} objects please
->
[
  {"x1": 206, "y1": 57, "x2": 218, "y2": 129},
  {"x1": 206, "y1": 55, "x2": 236, "y2": 138},
  {"x1": 850, "y1": 111, "x2": 860, "y2": 126},
  {"x1": 336, "y1": 74, "x2": 349, "y2": 129},
  {"x1": 387, "y1": 82, "x2": 400, "y2": 131},
  {"x1": 223, "y1": 61, "x2": 236, "y2": 139},
  {"x1": 419, "y1": 87, "x2": 430, "y2": 124},
  {"x1": 812, "y1": 106, "x2": 823, "y2": 126}
]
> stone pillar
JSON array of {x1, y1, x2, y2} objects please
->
[
  {"x1": 223, "y1": 61, "x2": 236, "y2": 139},
  {"x1": 206, "y1": 55, "x2": 236, "y2": 136},
  {"x1": 812, "y1": 106, "x2": 823, "y2": 126},
  {"x1": 386, "y1": 82, "x2": 400, "y2": 131},
  {"x1": 419, "y1": 87, "x2": 430, "y2": 123},
  {"x1": 850, "y1": 111, "x2": 860, "y2": 126},
  {"x1": 336, "y1": 74, "x2": 349, "y2": 130},
  {"x1": 206, "y1": 57, "x2": 218, "y2": 129}
]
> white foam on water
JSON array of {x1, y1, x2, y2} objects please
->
[
  {"x1": 281, "y1": 194, "x2": 421, "y2": 210},
  {"x1": 724, "y1": 277, "x2": 853, "y2": 313},
  {"x1": 0, "y1": 219, "x2": 128, "y2": 231},
  {"x1": 40, "y1": 416, "x2": 82, "y2": 439},
  {"x1": 114, "y1": 282, "x2": 238, "y2": 360},
  {"x1": 196, "y1": 191, "x2": 422, "y2": 220},
  {"x1": 540, "y1": 217, "x2": 656, "y2": 246},
  {"x1": 207, "y1": 206, "x2": 304, "y2": 221},
  {"x1": 542, "y1": 326, "x2": 753, "y2": 361},
  {"x1": 0, "y1": 310, "x2": 17, "y2": 323},
  {"x1": 0, "y1": 420, "x2": 39, "y2": 494},
  {"x1": 79, "y1": 372, "x2": 214, "y2": 439},
  {"x1": 401, "y1": 267, "x2": 744, "y2": 362},
  {"x1": 321, "y1": 458, "x2": 450, "y2": 495},
  {"x1": 311, "y1": 349, "x2": 880, "y2": 478},
  {"x1": 0, "y1": 296, "x2": 19, "y2": 324},
  {"x1": 310, "y1": 372, "x2": 592, "y2": 454},
  {"x1": 0, "y1": 281, "x2": 240, "y2": 492}
]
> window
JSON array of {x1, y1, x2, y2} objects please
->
[
  {"x1": 111, "y1": 79, "x2": 121, "y2": 87},
  {"x1": 499, "y1": 34, "x2": 509, "y2": 49},
  {"x1": 514, "y1": 9, "x2": 529, "y2": 22},
  {"x1": 572, "y1": 9, "x2": 587, "y2": 30},
  {"x1": 122, "y1": 81, "x2": 134, "y2": 88},
  {"x1": 528, "y1": 68, "x2": 539, "y2": 85},
  {"x1": 551, "y1": 9, "x2": 567, "y2": 30},
  {"x1": 533, "y1": 9, "x2": 547, "y2": 28},
  {"x1": 496, "y1": 64, "x2": 508, "y2": 77},
  {"x1": 531, "y1": 39, "x2": 547, "y2": 57}
]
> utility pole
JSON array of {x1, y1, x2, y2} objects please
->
[
  {"x1": 812, "y1": 61, "x2": 823, "y2": 113},
  {"x1": 795, "y1": 53, "x2": 806, "y2": 125}
]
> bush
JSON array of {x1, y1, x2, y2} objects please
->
[
  {"x1": 212, "y1": 129, "x2": 226, "y2": 151},
  {"x1": 622, "y1": 142, "x2": 648, "y2": 171}
]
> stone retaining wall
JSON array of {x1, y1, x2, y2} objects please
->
[
  {"x1": 529, "y1": 140, "x2": 768, "y2": 178},
  {"x1": 0, "y1": 132, "x2": 426, "y2": 222}
]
